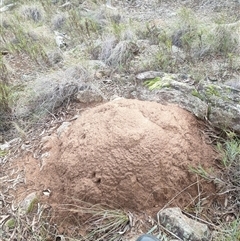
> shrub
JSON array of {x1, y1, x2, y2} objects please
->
[
  {"x1": 51, "y1": 13, "x2": 67, "y2": 30},
  {"x1": 21, "y1": 5, "x2": 44, "y2": 22}
]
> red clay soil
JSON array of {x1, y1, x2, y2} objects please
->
[{"x1": 17, "y1": 99, "x2": 217, "y2": 214}]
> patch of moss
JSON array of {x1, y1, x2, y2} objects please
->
[
  {"x1": 191, "y1": 89, "x2": 205, "y2": 101},
  {"x1": 144, "y1": 76, "x2": 171, "y2": 90},
  {"x1": 6, "y1": 218, "x2": 15, "y2": 229},
  {"x1": 26, "y1": 197, "x2": 38, "y2": 214}
]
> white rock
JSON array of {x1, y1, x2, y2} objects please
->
[
  {"x1": 0, "y1": 3, "x2": 16, "y2": 12},
  {"x1": 54, "y1": 31, "x2": 70, "y2": 48},
  {"x1": 0, "y1": 143, "x2": 10, "y2": 151}
]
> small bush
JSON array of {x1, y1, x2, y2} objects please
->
[
  {"x1": 5, "y1": 22, "x2": 49, "y2": 65},
  {"x1": 51, "y1": 13, "x2": 67, "y2": 30},
  {"x1": 0, "y1": 83, "x2": 11, "y2": 131},
  {"x1": 209, "y1": 25, "x2": 238, "y2": 56},
  {"x1": 21, "y1": 5, "x2": 44, "y2": 22},
  {"x1": 65, "y1": 9, "x2": 100, "y2": 46},
  {"x1": 0, "y1": 56, "x2": 11, "y2": 131}
]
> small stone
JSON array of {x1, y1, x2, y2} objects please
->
[
  {"x1": 57, "y1": 122, "x2": 70, "y2": 137},
  {"x1": 19, "y1": 192, "x2": 38, "y2": 214},
  {"x1": 0, "y1": 143, "x2": 10, "y2": 151},
  {"x1": 76, "y1": 89, "x2": 103, "y2": 103},
  {"x1": 158, "y1": 207, "x2": 210, "y2": 241},
  {"x1": 95, "y1": 71, "x2": 104, "y2": 79},
  {"x1": 136, "y1": 71, "x2": 164, "y2": 81}
]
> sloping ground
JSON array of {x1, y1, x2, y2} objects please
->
[{"x1": 17, "y1": 99, "x2": 217, "y2": 217}]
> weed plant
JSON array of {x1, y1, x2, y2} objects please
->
[
  {"x1": 0, "y1": 55, "x2": 11, "y2": 131},
  {"x1": 6, "y1": 23, "x2": 49, "y2": 65},
  {"x1": 214, "y1": 218, "x2": 240, "y2": 241}
]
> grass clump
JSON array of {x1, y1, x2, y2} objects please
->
[
  {"x1": 51, "y1": 13, "x2": 67, "y2": 30},
  {"x1": 216, "y1": 136, "x2": 240, "y2": 168},
  {"x1": 20, "y1": 4, "x2": 44, "y2": 22},
  {"x1": 0, "y1": 81, "x2": 10, "y2": 113},
  {"x1": 191, "y1": 130, "x2": 240, "y2": 198},
  {"x1": 84, "y1": 207, "x2": 129, "y2": 241},
  {"x1": 65, "y1": 9, "x2": 100, "y2": 44},
  {"x1": 171, "y1": 8, "x2": 200, "y2": 59},
  {"x1": 214, "y1": 218, "x2": 240, "y2": 241},
  {"x1": 5, "y1": 22, "x2": 49, "y2": 65},
  {"x1": 0, "y1": 56, "x2": 11, "y2": 131},
  {"x1": 56, "y1": 201, "x2": 130, "y2": 241}
]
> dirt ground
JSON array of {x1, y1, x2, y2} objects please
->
[{"x1": 13, "y1": 99, "x2": 218, "y2": 224}]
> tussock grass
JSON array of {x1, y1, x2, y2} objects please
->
[
  {"x1": 42, "y1": 200, "x2": 130, "y2": 241},
  {"x1": 2, "y1": 19, "x2": 50, "y2": 65},
  {"x1": 0, "y1": 55, "x2": 11, "y2": 131},
  {"x1": 214, "y1": 218, "x2": 240, "y2": 241},
  {"x1": 0, "y1": 97, "x2": 11, "y2": 131},
  {"x1": 20, "y1": 4, "x2": 45, "y2": 22},
  {"x1": 51, "y1": 13, "x2": 67, "y2": 30}
]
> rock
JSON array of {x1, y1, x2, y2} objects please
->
[
  {"x1": 57, "y1": 122, "x2": 70, "y2": 137},
  {"x1": 76, "y1": 86, "x2": 104, "y2": 103},
  {"x1": 0, "y1": 143, "x2": 10, "y2": 151},
  {"x1": 54, "y1": 31, "x2": 70, "y2": 48},
  {"x1": 19, "y1": 192, "x2": 38, "y2": 214},
  {"x1": 136, "y1": 71, "x2": 164, "y2": 81},
  {"x1": 158, "y1": 207, "x2": 210, "y2": 241},
  {"x1": 224, "y1": 79, "x2": 240, "y2": 90},
  {"x1": 133, "y1": 72, "x2": 240, "y2": 134}
]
